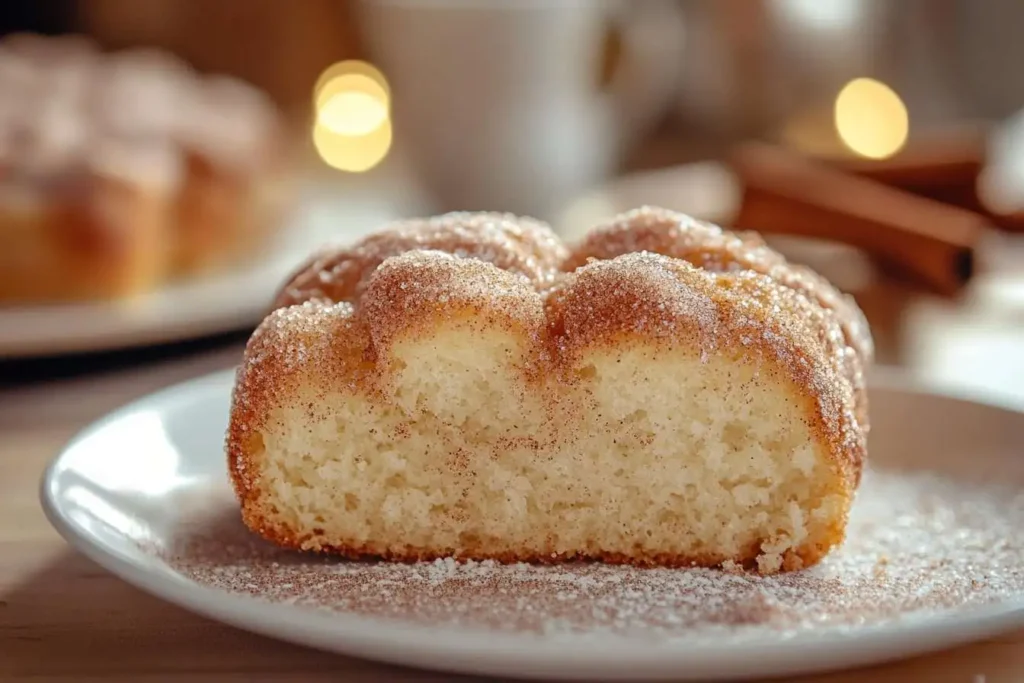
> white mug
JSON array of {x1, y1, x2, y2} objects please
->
[{"x1": 357, "y1": 0, "x2": 685, "y2": 219}]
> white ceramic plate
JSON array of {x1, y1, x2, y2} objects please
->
[
  {"x1": 0, "y1": 186, "x2": 408, "y2": 359},
  {"x1": 41, "y1": 369, "x2": 1024, "y2": 681}
]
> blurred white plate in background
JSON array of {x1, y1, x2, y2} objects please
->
[{"x1": 0, "y1": 178, "x2": 418, "y2": 359}]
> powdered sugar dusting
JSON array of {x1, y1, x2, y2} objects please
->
[{"x1": 158, "y1": 468, "x2": 1024, "y2": 641}]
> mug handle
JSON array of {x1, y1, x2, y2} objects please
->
[{"x1": 601, "y1": 0, "x2": 688, "y2": 151}]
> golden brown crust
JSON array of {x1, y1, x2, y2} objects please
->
[
  {"x1": 229, "y1": 205, "x2": 871, "y2": 571},
  {"x1": 227, "y1": 300, "x2": 372, "y2": 505},
  {"x1": 274, "y1": 212, "x2": 568, "y2": 309},
  {"x1": 234, "y1": 516, "x2": 840, "y2": 574}
]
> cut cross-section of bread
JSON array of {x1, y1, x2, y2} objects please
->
[{"x1": 227, "y1": 208, "x2": 868, "y2": 574}]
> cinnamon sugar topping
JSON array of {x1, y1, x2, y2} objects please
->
[
  {"x1": 362, "y1": 250, "x2": 546, "y2": 350},
  {"x1": 275, "y1": 212, "x2": 568, "y2": 308},
  {"x1": 565, "y1": 206, "x2": 873, "y2": 365}
]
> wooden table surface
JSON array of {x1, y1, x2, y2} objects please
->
[{"x1": 3, "y1": 244, "x2": 1024, "y2": 682}]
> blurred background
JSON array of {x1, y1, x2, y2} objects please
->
[{"x1": 2, "y1": 0, "x2": 1024, "y2": 402}]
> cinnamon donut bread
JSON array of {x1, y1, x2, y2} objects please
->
[
  {"x1": 0, "y1": 34, "x2": 289, "y2": 304},
  {"x1": 227, "y1": 207, "x2": 870, "y2": 574}
]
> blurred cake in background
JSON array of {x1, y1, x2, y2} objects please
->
[{"x1": 0, "y1": 33, "x2": 292, "y2": 304}]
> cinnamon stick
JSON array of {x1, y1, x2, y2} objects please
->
[
  {"x1": 827, "y1": 126, "x2": 1024, "y2": 233},
  {"x1": 728, "y1": 143, "x2": 987, "y2": 296},
  {"x1": 829, "y1": 126, "x2": 987, "y2": 211}
]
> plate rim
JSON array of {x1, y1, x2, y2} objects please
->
[
  {"x1": 0, "y1": 269, "x2": 275, "y2": 360},
  {"x1": 38, "y1": 367, "x2": 1024, "y2": 681}
]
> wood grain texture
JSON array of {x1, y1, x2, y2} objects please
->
[{"x1": 1, "y1": 309, "x2": 1023, "y2": 682}]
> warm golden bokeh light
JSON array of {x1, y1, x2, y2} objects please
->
[
  {"x1": 311, "y1": 60, "x2": 392, "y2": 173},
  {"x1": 314, "y1": 60, "x2": 390, "y2": 108},
  {"x1": 316, "y1": 72, "x2": 390, "y2": 114},
  {"x1": 313, "y1": 119, "x2": 392, "y2": 173},
  {"x1": 317, "y1": 89, "x2": 389, "y2": 136},
  {"x1": 834, "y1": 78, "x2": 909, "y2": 159}
]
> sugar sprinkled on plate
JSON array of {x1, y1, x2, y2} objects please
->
[{"x1": 156, "y1": 468, "x2": 1024, "y2": 642}]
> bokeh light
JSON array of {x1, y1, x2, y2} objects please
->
[
  {"x1": 311, "y1": 60, "x2": 392, "y2": 173},
  {"x1": 314, "y1": 60, "x2": 390, "y2": 108},
  {"x1": 313, "y1": 118, "x2": 393, "y2": 173},
  {"x1": 834, "y1": 78, "x2": 909, "y2": 159},
  {"x1": 317, "y1": 89, "x2": 388, "y2": 136}
]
